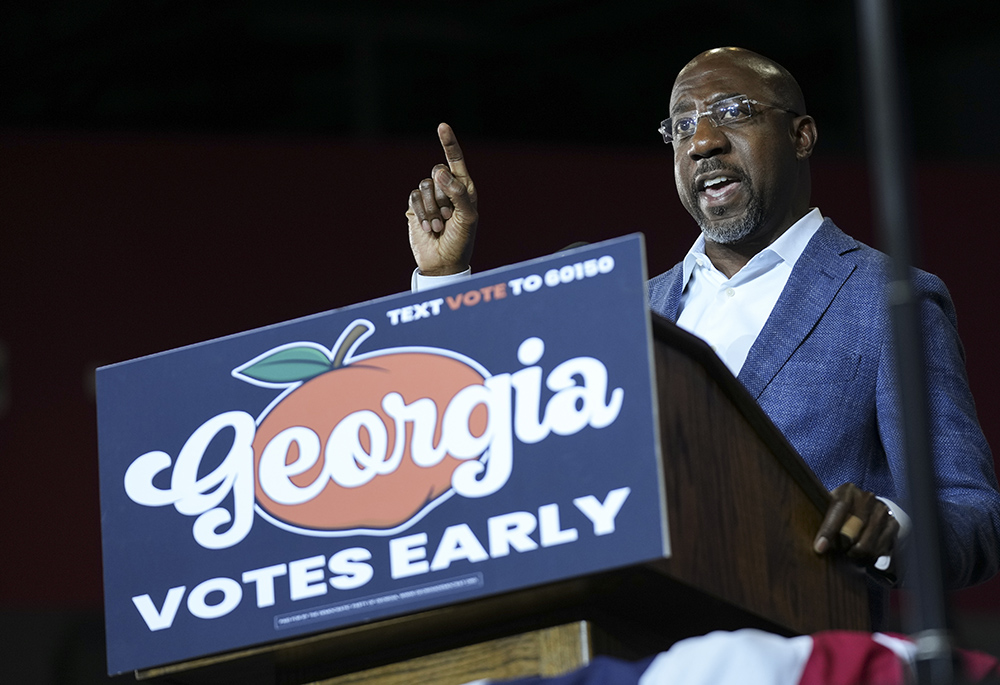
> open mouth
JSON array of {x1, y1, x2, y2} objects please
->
[{"x1": 696, "y1": 172, "x2": 744, "y2": 207}]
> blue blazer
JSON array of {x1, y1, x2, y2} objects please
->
[{"x1": 648, "y1": 218, "x2": 1000, "y2": 588}]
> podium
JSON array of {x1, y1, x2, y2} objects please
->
[{"x1": 131, "y1": 311, "x2": 870, "y2": 684}]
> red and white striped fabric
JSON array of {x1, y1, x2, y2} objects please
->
[{"x1": 477, "y1": 629, "x2": 1000, "y2": 685}]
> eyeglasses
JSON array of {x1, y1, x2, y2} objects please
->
[{"x1": 658, "y1": 95, "x2": 799, "y2": 144}]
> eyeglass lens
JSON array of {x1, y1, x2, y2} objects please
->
[{"x1": 662, "y1": 96, "x2": 753, "y2": 142}]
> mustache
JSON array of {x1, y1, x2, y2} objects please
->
[{"x1": 689, "y1": 160, "x2": 746, "y2": 195}]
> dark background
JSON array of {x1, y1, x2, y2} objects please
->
[{"x1": 3, "y1": 1, "x2": 1000, "y2": 682}]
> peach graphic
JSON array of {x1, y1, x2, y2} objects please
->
[{"x1": 239, "y1": 323, "x2": 488, "y2": 531}]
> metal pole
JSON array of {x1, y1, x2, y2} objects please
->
[{"x1": 855, "y1": 1, "x2": 954, "y2": 682}]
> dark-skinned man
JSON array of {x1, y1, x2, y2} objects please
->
[{"x1": 404, "y1": 47, "x2": 1000, "y2": 609}]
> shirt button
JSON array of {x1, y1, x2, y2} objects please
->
[{"x1": 725, "y1": 288, "x2": 736, "y2": 298}]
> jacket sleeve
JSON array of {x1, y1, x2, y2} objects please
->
[{"x1": 875, "y1": 271, "x2": 1000, "y2": 588}]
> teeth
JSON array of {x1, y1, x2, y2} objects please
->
[{"x1": 703, "y1": 176, "x2": 731, "y2": 188}]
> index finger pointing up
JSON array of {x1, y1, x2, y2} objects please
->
[{"x1": 437, "y1": 122, "x2": 470, "y2": 181}]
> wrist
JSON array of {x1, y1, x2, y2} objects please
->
[
  {"x1": 417, "y1": 264, "x2": 470, "y2": 277},
  {"x1": 412, "y1": 267, "x2": 472, "y2": 293}
]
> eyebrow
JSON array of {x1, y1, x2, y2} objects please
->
[{"x1": 670, "y1": 92, "x2": 744, "y2": 115}]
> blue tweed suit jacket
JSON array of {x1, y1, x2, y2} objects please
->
[{"x1": 647, "y1": 218, "x2": 1000, "y2": 588}]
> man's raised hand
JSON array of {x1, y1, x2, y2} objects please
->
[{"x1": 407, "y1": 123, "x2": 478, "y2": 276}]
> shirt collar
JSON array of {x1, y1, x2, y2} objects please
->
[{"x1": 681, "y1": 208, "x2": 825, "y2": 287}]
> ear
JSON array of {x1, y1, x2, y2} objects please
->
[{"x1": 792, "y1": 115, "x2": 818, "y2": 160}]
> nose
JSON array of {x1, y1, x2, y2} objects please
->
[{"x1": 686, "y1": 115, "x2": 730, "y2": 160}]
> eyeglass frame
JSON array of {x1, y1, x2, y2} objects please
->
[{"x1": 658, "y1": 95, "x2": 800, "y2": 145}]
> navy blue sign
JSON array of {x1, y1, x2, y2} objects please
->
[{"x1": 97, "y1": 234, "x2": 668, "y2": 675}]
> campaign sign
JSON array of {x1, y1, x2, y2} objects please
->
[{"x1": 97, "y1": 234, "x2": 668, "y2": 675}]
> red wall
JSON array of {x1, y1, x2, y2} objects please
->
[{"x1": 2, "y1": 130, "x2": 998, "y2": 615}]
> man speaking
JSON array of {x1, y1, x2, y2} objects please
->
[{"x1": 403, "y1": 47, "x2": 1000, "y2": 593}]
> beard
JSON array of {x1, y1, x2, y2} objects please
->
[{"x1": 687, "y1": 164, "x2": 765, "y2": 245}]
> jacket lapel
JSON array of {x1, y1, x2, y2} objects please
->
[
  {"x1": 659, "y1": 269, "x2": 686, "y2": 323},
  {"x1": 737, "y1": 219, "x2": 860, "y2": 399}
]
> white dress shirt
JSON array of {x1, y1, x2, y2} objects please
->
[
  {"x1": 675, "y1": 208, "x2": 824, "y2": 375},
  {"x1": 411, "y1": 267, "x2": 472, "y2": 292}
]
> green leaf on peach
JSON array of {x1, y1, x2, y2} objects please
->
[{"x1": 239, "y1": 347, "x2": 333, "y2": 383}]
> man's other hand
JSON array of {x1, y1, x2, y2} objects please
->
[
  {"x1": 406, "y1": 123, "x2": 478, "y2": 276},
  {"x1": 814, "y1": 483, "x2": 900, "y2": 568}
]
